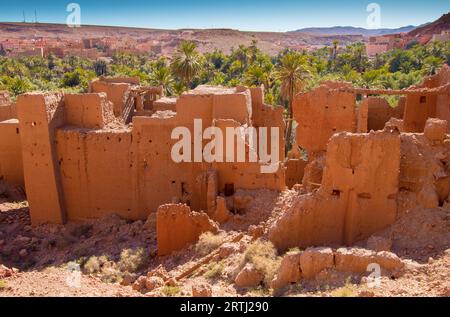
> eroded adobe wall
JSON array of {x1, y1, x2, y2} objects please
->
[
  {"x1": 403, "y1": 65, "x2": 450, "y2": 132},
  {"x1": 90, "y1": 80, "x2": 131, "y2": 117},
  {"x1": 131, "y1": 114, "x2": 206, "y2": 216},
  {"x1": 153, "y1": 97, "x2": 177, "y2": 112},
  {"x1": 285, "y1": 159, "x2": 307, "y2": 189},
  {"x1": 156, "y1": 203, "x2": 218, "y2": 256},
  {"x1": 269, "y1": 130, "x2": 400, "y2": 251},
  {"x1": 356, "y1": 100, "x2": 368, "y2": 133},
  {"x1": 399, "y1": 118, "x2": 450, "y2": 212},
  {"x1": 0, "y1": 120, "x2": 23, "y2": 186},
  {"x1": 248, "y1": 87, "x2": 286, "y2": 162},
  {"x1": 293, "y1": 84, "x2": 356, "y2": 153},
  {"x1": 56, "y1": 128, "x2": 134, "y2": 221},
  {"x1": 212, "y1": 119, "x2": 286, "y2": 192},
  {"x1": 0, "y1": 91, "x2": 17, "y2": 122},
  {"x1": 176, "y1": 86, "x2": 252, "y2": 126},
  {"x1": 212, "y1": 90, "x2": 252, "y2": 125},
  {"x1": 321, "y1": 131, "x2": 400, "y2": 244},
  {"x1": 435, "y1": 66, "x2": 450, "y2": 131},
  {"x1": 64, "y1": 93, "x2": 116, "y2": 129},
  {"x1": 11, "y1": 84, "x2": 288, "y2": 224},
  {"x1": 403, "y1": 94, "x2": 438, "y2": 132},
  {"x1": 364, "y1": 97, "x2": 405, "y2": 131},
  {"x1": 16, "y1": 93, "x2": 66, "y2": 225}
]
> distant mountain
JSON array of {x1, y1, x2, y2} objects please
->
[
  {"x1": 408, "y1": 13, "x2": 450, "y2": 38},
  {"x1": 292, "y1": 25, "x2": 416, "y2": 36}
]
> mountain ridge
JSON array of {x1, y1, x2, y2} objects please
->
[{"x1": 292, "y1": 25, "x2": 417, "y2": 36}]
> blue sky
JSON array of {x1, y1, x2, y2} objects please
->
[{"x1": 0, "y1": 0, "x2": 448, "y2": 32}]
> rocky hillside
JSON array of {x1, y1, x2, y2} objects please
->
[{"x1": 408, "y1": 13, "x2": 450, "y2": 39}]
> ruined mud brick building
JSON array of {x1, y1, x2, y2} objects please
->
[
  {"x1": 0, "y1": 65, "x2": 449, "y2": 255},
  {"x1": 0, "y1": 77, "x2": 285, "y2": 227},
  {"x1": 272, "y1": 65, "x2": 450, "y2": 251}
]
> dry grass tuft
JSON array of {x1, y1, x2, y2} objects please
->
[
  {"x1": 204, "y1": 261, "x2": 224, "y2": 280},
  {"x1": 195, "y1": 232, "x2": 226, "y2": 256},
  {"x1": 117, "y1": 248, "x2": 148, "y2": 273},
  {"x1": 242, "y1": 240, "x2": 281, "y2": 285},
  {"x1": 162, "y1": 285, "x2": 181, "y2": 297}
]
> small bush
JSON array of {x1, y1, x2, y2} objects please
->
[
  {"x1": 117, "y1": 248, "x2": 148, "y2": 273},
  {"x1": 195, "y1": 232, "x2": 226, "y2": 256},
  {"x1": 83, "y1": 255, "x2": 110, "y2": 274},
  {"x1": 331, "y1": 278, "x2": 356, "y2": 297},
  {"x1": 0, "y1": 280, "x2": 7, "y2": 291},
  {"x1": 243, "y1": 240, "x2": 281, "y2": 285},
  {"x1": 162, "y1": 286, "x2": 181, "y2": 297},
  {"x1": 204, "y1": 262, "x2": 224, "y2": 280},
  {"x1": 99, "y1": 265, "x2": 123, "y2": 284}
]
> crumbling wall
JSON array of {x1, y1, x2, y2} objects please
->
[
  {"x1": 356, "y1": 100, "x2": 368, "y2": 133},
  {"x1": 0, "y1": 119, "x2": 23, "y2": 186},
  {"x1": 5, "y1": 83, "x2": 288, "y2": 225},
  {"x1": 131, "y1": 114, "x2": 205, "y2": 215},
  {"x1": 176, "y1": 86, "x2": 252, "y2": 125},
  {"x1": 56, "y1": 128, "x2": 134, "y2": 221},
  {"x1": 90, "y1": 80, "x2": 132, "y2": 117},
  {"x1": 364, "y1": 97, "x2": 405, "y2": 131},
  {"x1": 403, "y1": 94, "x2": 438, "y2": 132},
  {"x1": 0, "y1": 91, "x2": 17, "y2": 122},
  {"x1": 212, "y1": 119, "x2": 285, "y2": 193},
  {"x1": 399, "y1": 118, "x2": 449, "y2": 212},
  {"x1": 403, "y1": 65, "x2": 450, "y2": 132},
  {"x1": 269, "y1": 130, "x2": 400, "y2": 251},
  {"x1": 285, "y1": 159, "x2": 307, "y2": 189},
  {"x1": 156, "y1": 204, "x2": 218, "y2": 256},
  {"x1": 293, "y1": 83, "x2": 356, "y2": 153},
  {"x1": 64, "y1": 93, "x2": 116, "y2": 129},
  {"x1": 435, "y1": 65, "x2": 450, "y2": 130},
  {"x1": 153, "y1": 97, "x2": 177, "y2": 112},
  {"x1": 17, "y1": 93, "x2": 66, "y2": 225},
  {"x1": 248, "y1": 86, "x2": 286, "y2": 163}
]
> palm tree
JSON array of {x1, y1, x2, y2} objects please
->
[
  {"x1": 150, "y1": 66, "x2": 174, "y2": 95},
  {"x1": 332, "y1": 40, "x2": 340, "y2": 60},
  {"x1": 423, "y1": 56, "x2": 444, "y2": 76},
  {"x1": 275, "y1": 52, "x2": 312, "y2": 154},
  {"x1": 170, "y1": 41, "x2": 202, "y2": 89}
]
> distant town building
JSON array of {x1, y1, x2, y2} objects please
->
[
  {"x1": 366, "y1": 34, "x2": 405, "y2": 57},
  {"x1": 432, "y1": 30, "x2": 450, "y2": 42}
]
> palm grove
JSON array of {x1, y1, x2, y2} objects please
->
[{"x1": 1, "y1": 39, "x2": 449, "y2": 151}]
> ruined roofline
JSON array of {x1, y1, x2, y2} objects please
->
[{"x1": 331, "y1": 83, "x2": 450, "y2": 96}]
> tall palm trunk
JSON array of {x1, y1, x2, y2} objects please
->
[{"x1": 285, "y1": 78, "x2": 295, "y2": 155}]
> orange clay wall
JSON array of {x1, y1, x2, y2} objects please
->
[
  {"x1": 403, "y1": 65, "x2": 450, "y2": 132},
  {"x1": 90, "y1": 80, "x2": 131, "y2": 117},
  {"x1": 12, "y1": 85, "x2": 285, "y2": 225},
  {"x1": 293, "y1": 83, "x2": 357, "y2": 153},
  {"x1": 55, "y1": 129, "x2": 134, "y2": 221},
  {"x1": 435, "y1": 65, "x2": 450, "y2": 131},
  {"x1": 269, "y1": 130, "x2": 400, "y2": 251},
  {"x1": 0, "y1": 119, "x2": 23, "y2": 186},
  {"x1": 403, "y1": 94, "x2": 438, "y2": 132},
  {"x1": 363, "y1": 97, "x2": 405, "y2": 131},
  {"x1": 0, "y1": 91, "x2": 17, "y2": 122},
  {"x1": 16, "y1": 93, "x2": 66, "y2": 225},
  {"x1": 64, "y1": 93, "x2": 114, "y2": 129}
]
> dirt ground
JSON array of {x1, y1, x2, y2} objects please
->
[{"x1": 0, "y1": 190, "x2": 449, "y2": 297}]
